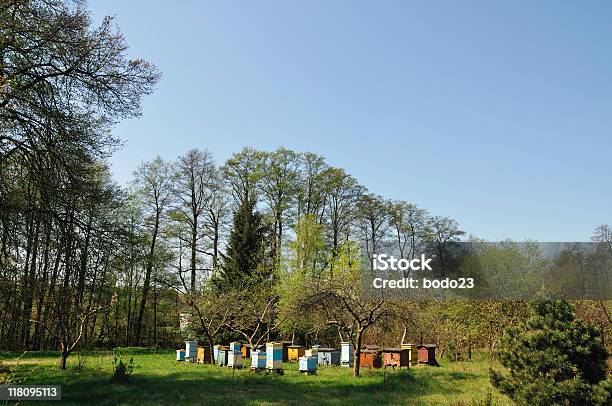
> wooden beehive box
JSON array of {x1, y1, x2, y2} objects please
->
[
  {"x1": 316, "y1": 348, "x2": 340, "y2": 366},
  {"x1": 251, "y1": 350, "x2": 266, "y2": 370},
  {"x1": 359, "y1": 349, "x2": 383, "y2": 368},
  {"x1": 230, "y1": 342, "x2": 241, "y2": 353},
  {"x1": 288, "y1": 345, "x2": 305, "y2": 362},
  {"x1": 305, "y1": 348, "x2": 317, "y2": 357},
  {"x1": 266, "y1": 342, "x2": 283, "y2": 370},
  {"x1": 280, "y1": 341, "x2": 293, "y2": 362},
  {"x1": 299, "y1": 356, "x2": 317, "y2": 374},
  {"x1": 197, "y1": 346, "x2": 212, "y2": 364},
  {"x1": 382, "y1": 348, "x2": 409, "y2": 369},
  {"x1": 241, "y1": 344, "x2": 252, "y2": 359},
  {"x1": 417, "y1": 344, "x2": 439, "y2": 366},
  {"x1": 401, "y1": 343, "x2": 419, "y2": 365},
  {"x1": 227, "y1": 350, "x2": 243, "y2": 369},
  {"x1": 340, "y1": 342, "x2": 354, "y2": 367},
  {"x1": 217, "y1": 345, "x2": 229, "y2": 367},
  {"x1": 213, "y1": 345, "x2": 220, "y2": 364},
  {"x1": 185, "y1": 340, "x2": 198, "y2": 362},
  {"x1": 176, "y1": 349, "x2": 185, "y2": 361}
]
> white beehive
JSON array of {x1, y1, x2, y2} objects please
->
[
  {"x1": 266, "y1": 342, "x2": 283, "y2": 370},
  {"x1": 227, "y1": 350, "x2": 243, "y2": 369},
  {"x1": 340, "y1": 342, "x2": 354, "y2": 367},
  {"x1": 185, "y1": 340, "x2": 198, "y2": 362}
]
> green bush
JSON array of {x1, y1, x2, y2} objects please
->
[
  {"x1": 490, "y1": 299, "x2": 609, "y2": 406},
  {"x1": 111, "y1": 356, "x2": 134, "y2": 383},
  {"x1": 444, "y1": 341, "x2": 467, "y2": 362},
  {"x1": 0, "y1": 361, "x2": 13, "y2": 385}
]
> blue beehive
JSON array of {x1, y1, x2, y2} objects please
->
[
  {"x1": 176, "y1": 349, "x2": 185, "y2": 361},
  {"x1": 230, "y1": 341, "x2": 241, "y2": 353},
  {"x1": 251, "y1": 350, "x2": 266, "y2": 370},
  {"x1": 266, "y1": 342, "x2": 283, "y2": 370},
  {"x1": 299, "y1": 356, "x2": 317, "y2": 374}
]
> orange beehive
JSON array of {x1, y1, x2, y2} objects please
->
[
  {"x1": 382, "y1": 348, "x2": 409, "y2": 369},
  {"x1": 241, "y1": 344, "x2": 252, "y2": 359},
  {"x1": 359, "y1": 349, "x2": 382, "y2": 368}
]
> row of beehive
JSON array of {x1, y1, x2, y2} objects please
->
[
  {"x1": 177, "y1": 340, "x2": 242, "y2": 367},
  {"x1": 356, "y1": 343, "x2": 438, "y2": 369},
  {"x1": 178, "y1": 340, "x2": 438, "y2": 370}
]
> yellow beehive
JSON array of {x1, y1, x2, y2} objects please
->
[
  {"x1": 197, "y1": 346, "x2": 212, "y2": 364},
  {"x1": 401, "y1": 343, "x2": 419, "y2": 365},
  {"x1": 287, "y1": 345, "x2": 305, "y2": 362}
]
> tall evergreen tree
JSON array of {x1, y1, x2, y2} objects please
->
[
  {"x1": 490, "y1": 300, "x2": 610, "y2": 406},
  {"x1": 217, "y1": 198, "x2": 268, "y2": 290}
]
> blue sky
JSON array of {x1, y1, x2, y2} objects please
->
[{"x1": 88, "y1": 1, "x2": 611, "y2": 241}]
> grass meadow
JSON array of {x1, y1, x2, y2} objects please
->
[{"x1": 0, "y1": 349, "x2": 511, "y2": 405}]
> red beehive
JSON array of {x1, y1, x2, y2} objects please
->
[
  {"x1": 359, "y1": 349, "x2": 383, "y2": 368},
  {"x1": 417, "y1": 344, "x2": 439, "y2": 366},
  {"x1": 382, "y1": 348, "x2": 409, "y2": 369}
]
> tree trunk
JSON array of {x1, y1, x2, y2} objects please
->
[
  {"x1": 212, "y1": 219, "x2": 219, "y2": 278},
  {"x1": 135, "y1": 212, "x2": 159, "y2": 345},
  {"x1": 190, "y1": 214, "x2": 197, "y2": 293},
  {"x1": 59, "y1": 343, "x2": 69, "y2": 370},
  {"x1": 353, "y1": 329, "x2": 363, "y2": 377},
  {"x1": 153, "y1": 283, "x2": 157, "y2": 350},
  {"x1": 205, "y1": 331, "x2": 215, "y2": 365}
]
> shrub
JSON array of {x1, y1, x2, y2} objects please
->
[
  {"x1": 73, "y1": 352, "x2": 86, "y2": 373},
  {"x1": 0, "y1": 362, "x2": 13, "y2": 385},
  {"x1": 490, "y1": 299, "x2": 609, "y2": 406},
  {"x1": 444, "y1": 341, "x2": 466, "y2": 362},
  {"x1": 111, "y1": 356, "x2": 134, "y2": 383}
]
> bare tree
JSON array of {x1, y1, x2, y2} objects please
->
[
  {"x1": 356, "y1": 194, "x2": 391, "y2": 268},
  {"x1": 389, "y1": 201, "x2": 428, "y2": 261},
  {"x1": 132, "y1": 157, "x2": 173, "y2": 345},
  {"x1": 171, "y1": 149, "x2": 217, "y2": 292}
]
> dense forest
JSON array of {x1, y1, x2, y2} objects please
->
[{"x1": 1, "y1": 0, "x2": 610, "y2": 379}]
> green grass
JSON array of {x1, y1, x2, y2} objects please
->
[{"x1": 1, "y1": 349, "x2": 511, "y2": 405}]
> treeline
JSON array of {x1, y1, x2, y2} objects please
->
[
  {"x1": 0, "y1": 0, "x2": 463, "y2": 358},
  {"x1": 0, "y1": 0, "x2": 161, "y2": 367},
  {"x1": 1, "y1": 0, "x2": 610, "y2": 376}
]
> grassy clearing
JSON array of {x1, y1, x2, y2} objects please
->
[{"x1": 1, "y1": 349, "x2": 511, "y2": 405}]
